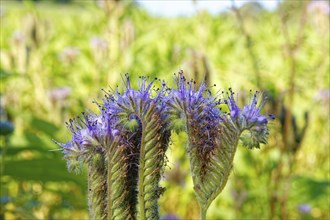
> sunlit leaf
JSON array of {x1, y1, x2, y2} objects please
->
[{"x1": 3, "y1": 158, "x2": 86, "y2": 188}]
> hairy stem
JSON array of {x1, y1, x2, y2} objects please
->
[
  {"x1": 188, "y1": 116, "x2": 241, "y2": 216},
  {"x1": 205, "y1": 137, "x2": 240, "y2": 211},
  {"x1": 87, "y1": 157, "x2": 107, "y2": 220},
  {"x1": 87, "y1": 169, "x2": 94, "y2": 220},
  {"x1": 106, "y1": 138, "x2": 132, "y2": 220},
  {"x1": 138, "y1": 120, "x2": 146, "y2": 220},
  {"x1": 200, "y1": 206, "x2": 207, "y2": 220},
  {"x1": 107, "y1": 150, "x2": 112, "y2": 220}
]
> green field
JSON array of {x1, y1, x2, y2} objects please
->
[{"x1": 0, "y1": 1, "x2": 329, "y2": 219}]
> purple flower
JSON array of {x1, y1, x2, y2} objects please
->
[
  {"x1": 298, "y1": 204, "x2": 312, "y2": 214},
  {"x1": 102, "y1": 74, "x2": 169, "y2": 126},
  {"x1": 167, "y1": 71, "x2": 273, "y2": 151},
  {"x1": 167, "y1": 71, "x2": 222, "y2": 152},
  {"x1": 315, "y1": 89, "x2": 330, "y2": 103},
  {"x1": 57, "y1": 74, "x2": 171, "y2": 170},
  {"x1": 59, "y1": 47, "x2": 80, "y2": 63},
  {"x1": 308, "y1": 1, "x2": 330, "y2": 15},
  {"x1": 242, "y1": 91, "x2": 270, "y2": 123},
  {"x1": 47, "y1": 87, "x2": 71, "y2": 105},
  {"x1": 56, "y1": 110, "x2": 119, "y2": 172},
  {"x1": 12, "y1": 30, "x2": 25, "y2": 46},
  {"x1": 222, "y1": 87, "x2": 242, "y2": 120},
  {"x1": 90, "y1": 36, "x2": 108, "y2": 50},
  {"x1": 162, "y1": 214, "x2": 180, "y2": 220}
]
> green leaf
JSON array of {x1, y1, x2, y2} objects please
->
[
  {"x1": 0, "y1": 68, "x2": 20, "y2": 80},
  {"x1": 29, "y1": 117, "x2": 59, "y2": 137},
  {"x1": 5, "y1": 145, "x2": 48, "y2": 156},
  {"x1": 3, "y1": 158, "x2": 86, "y2": 188},
  {"x1": 292, "y1": 175, "x2": 330, "y2": 201}
]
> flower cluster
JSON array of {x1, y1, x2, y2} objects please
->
[
  {"x1": 57, "y1": 74, "x2": 173, "y2": 219},
  {"x1": 56, "y1": 71, "x2": 273, "y2": 220},
  {"x1": 166, "y1": 72, "x2": 222, "y2": 156},
  {"x1": 167, "y1": 71, "x2": 274, "y2": 152},
  {"x1": 165, "y1": 71, "x2": 274, "y2": 215}
]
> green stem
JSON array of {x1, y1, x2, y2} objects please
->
[
  {"x1": 138, "y1": 120, "x2": 146, "y2": 220},
  {"x1": 87, "y1": 168, "x2": 94, "y2": 219},
  {"x1": 107, "y1": 150, "x2": 112, "y2": 220},
  {"x1": 200, "y1": 206, "x2": 208, "y2": 220}
]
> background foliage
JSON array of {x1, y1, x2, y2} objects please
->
[{"x1": 0, "y1": 0, "x2": 329, "y2": 219}]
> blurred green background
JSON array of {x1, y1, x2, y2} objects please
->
[{"x1": 0, "y1": 0, "x2": 329, "y2": 219}]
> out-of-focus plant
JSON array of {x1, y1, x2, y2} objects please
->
[
  {"x1": 0, "y1": 102, "x2": 15, "y2": 220},
  {"x1": 56, "y1": 71, "x2": 273, "y2": 219}
]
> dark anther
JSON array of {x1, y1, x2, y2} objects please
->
[
  {"x1": 214, "y1": 84, "x2": 216, "y2": 86},
  {"x1": 269, "y1": 114, "x2": 275, "y2": 120}
]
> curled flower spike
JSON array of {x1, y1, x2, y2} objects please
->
[
  {"x1": 56, "y1": 73, "x2": 171, "y2": 220},
  {"x1": 226, "y1": 90, "x2": 274, "y2": 149},
  {"x1": 102, "y1": 74, "x2": 171, "y2": 219},
  {"x1": 167, "y1": 71, "x2": 273, "y2": 219},
  {"x1": 56, "y1": 113, "x2": 110, "y2": 219}
]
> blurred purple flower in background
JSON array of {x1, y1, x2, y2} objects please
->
[
  {"x1": 59, "y1": 47, "x2": 80, "y2": 63},
  {"x1": 11, "y1": 30, "x2": 25, "y2": 45},
  {"x1": 162, "y1": 213, "x2": 180, "y2": 220},
  {"x1": 90, "y1": 36, "x2": 108, "y2": 50},
  {"x1": 298, "y1": 204, "x2": 312, "y2": 214},
  {"x1": 47, "y1": 87, "x2": 71, "y2": 105},
  {"x1": 315, "y1": 89, "x2": 330, "y2": 103},
  {"x1": 308, "y1": 1, "x2": 330, "y2": 15},
  {"x1": 90, "y1": 36, "x2": 109, "y2": 62}
]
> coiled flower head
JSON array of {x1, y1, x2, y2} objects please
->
[
  {"x1": 225, "y1": 89, "x2": 275, "y2": 149},
  {"x1": 166, "y1": 70, "x2": 274, "y2": 214}
]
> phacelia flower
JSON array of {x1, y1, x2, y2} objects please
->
[
  {"x1": 56, "y1": 74, "x2": 172, "y2": 220},
  {"x1": 166, "y1": 70, "x2": 273, "y2": 215}
]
